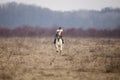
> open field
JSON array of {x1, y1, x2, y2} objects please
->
[{"x1": 0, "y1": 37, "x2": 120, "y2": 80}]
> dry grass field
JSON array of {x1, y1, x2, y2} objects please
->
[{"x1": 0, "y1": 37, "x2": 120, "y2": 80}]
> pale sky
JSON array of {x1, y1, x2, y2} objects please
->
[{"x1": 0, "y1": 0, "x2": 120, "y2": 11}]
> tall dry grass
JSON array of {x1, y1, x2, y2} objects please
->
[{"x1": 0, "y1": 37, "x2": 120, "y2": 80}]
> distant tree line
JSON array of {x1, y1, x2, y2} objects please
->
[
  {"x1": 0, "y1": 2, "x2": 120, "y2": 29},
  {"x1": 0, "y1": 26, "x2": 120, "y2": 38},
  {"x1": 64, "y1": 28, "x2": 120, "y2": 38}
]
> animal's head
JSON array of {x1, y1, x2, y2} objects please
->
[{"x1": 59, "y1": 27, "x2": 61, "y2": 29}]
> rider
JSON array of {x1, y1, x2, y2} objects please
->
[{"x1": 54, "y1": 27, "x2": 64, "y2": 44}]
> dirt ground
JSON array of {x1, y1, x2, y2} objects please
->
[{"x1": 0, "y1": 37, "x2": 120, "y2": 80}]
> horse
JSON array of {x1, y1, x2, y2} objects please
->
[{"x1": 54, "y1": 35, "x2": 63, "y2": 54}]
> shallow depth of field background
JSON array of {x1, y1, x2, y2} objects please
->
[
  {"x1": 0, "y1": 2, "x2": 120, "y2": 80},
  {"x1": 0, "y1": 37, "x2": 120, "y2": 80}
]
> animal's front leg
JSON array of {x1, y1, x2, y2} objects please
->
[
  {"x1": 59, "y1": 45, "x2": 63, "y2": 55},
  {"x1": 60, "y1": 45, "x2": 63, "y2": 51},
  {"x1": 55, "y1": 44, "x2": 59, "y2": 52}
]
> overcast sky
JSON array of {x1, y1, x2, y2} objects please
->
[{"x1": 0, "y1": 0, "x2": 120, "y2": 11}]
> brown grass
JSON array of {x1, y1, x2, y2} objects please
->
[{"x1": 0, "y1": 37, "x2": 120, "y2": 80}]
